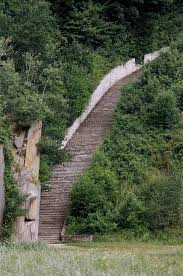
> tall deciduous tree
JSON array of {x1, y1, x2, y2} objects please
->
[{"x1": 0, "y1": 0, "x2": 57, "y2": 56}]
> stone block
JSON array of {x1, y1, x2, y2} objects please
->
[
  {"x1": 12, "y1": 121, "x2": 42, "y2": 241},
  {"x1": 26, "y1": 197, "x2": 38, "y2": 221},
  {"x1": 25, "y1": 121, "x2": 42, "y2": 180},
  {"x1": 25, "y1": 188, "x2": 39, "y2": 221},
  {"x1": 15, "y1": 216, "x2": 25, "y2": 240},
  {"x1": 144, "y1": 50, "x2": 160, "y2": 64},
  {"x1": 13, "y1": 131, "x2": 26, "y2": 149}
]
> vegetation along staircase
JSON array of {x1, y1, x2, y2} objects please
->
[{"x1": 38, "y1": 69, "x2": 142, "y2": 243}]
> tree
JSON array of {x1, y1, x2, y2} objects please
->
[{"x1": 0, "y1": 0, "x2": 57, "y2": 57}]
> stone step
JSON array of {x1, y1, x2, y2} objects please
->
[{"x1": 38, "y1": 69, "x2": 142, "y2": 243}]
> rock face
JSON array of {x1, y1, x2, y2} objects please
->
[
  {"x1": 25, "y1": 121, "x2": 42, "y2": 180},
  {"x1": 12, "y1": 121, "x2": 42, "y2": 241},
  {"x1": 0, "y1": 145, "x2": 5, "y2": 226}
]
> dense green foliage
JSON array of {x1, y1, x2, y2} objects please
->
[
  {"x1": 0, "y1": 0, "x2": 182, "y2": 238},
  {"x1": 0, "y1": 0, "x2": 182, "y2": 168},
  {"x1": 0, "y1": 122, "x2": 25, "y2": 240},
  {"x1": 69, "y1": 44, "x2": 183, "y2": 234}
]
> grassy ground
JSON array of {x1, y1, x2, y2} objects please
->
[{"x1": 0, "y1": 241, "x2": 183, "y2": 275}]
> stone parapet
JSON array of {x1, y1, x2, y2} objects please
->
[{"x1": 62, "y1": 48, "x2": 169, "y2": 150}]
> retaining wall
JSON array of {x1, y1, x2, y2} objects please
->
[
  {"x1": 144, "y1": 47, "x2": 169, "y2": 64},
  {"x1": 62, "y1": 59, "x2": 141, "y2": 148},
  {"x1": 62, "y1": 48, "x2": 168, "y2": 149}
]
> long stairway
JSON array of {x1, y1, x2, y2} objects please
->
[{"x1": 38, "y1": 70, "x2": 142, "y2": 243}]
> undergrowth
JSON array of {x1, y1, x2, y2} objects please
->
[
  {"x1": 0, "y1": 123, "x2": 25, "y2": 240},
  {"x1": 0, "y1": 0, "x2": 183, "y2": 239},
  {"x1": 69, "y1": 41, "x2": 183, "y2": 236}
]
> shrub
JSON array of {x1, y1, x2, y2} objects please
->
[
  {"x1": 69, "y1": 44, "x2": 183, "y2": 235},
  {"x1": 0, "y1": 0, "x2": 57, "y2": 58},
  {"x1": 142, "y1": 171, "x2": 183, "y2": 230},
  {"x1": 115, "y1": 191, "x2": 145, "y2": 229},
  {"x1": 148, "y1": 90, "x2": 180, "y2": 129},
  {"x1": 0, "y1": 125, "x2": 25, "y2": 240},
  {"x1": 65, "y1": 52, "x2": 110, "y2": 122},
  {"x1": 0, "y1": 55, "x2": 49, "y2": 127},
  {"x1": 0, "y1": 0, "x2": 183, "y2": 240}
]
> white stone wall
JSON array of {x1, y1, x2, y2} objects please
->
[
  {"x1": 144, "y1": 47, "x2": 169, "y2": 64},
  {"x1": 144, "y1": 50, "x2": 160, "y2": 63},
  {"x1": 62, "y1": 59, "x2": 142, "y2": 148},
  {"x1": 0, "y1": 145, "x2": 5, "y2": 225},
  {"x1": 62, "y1": 48, "x2": 169, "y2": 149}
]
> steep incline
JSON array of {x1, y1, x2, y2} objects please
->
[{"x1": 39, "y1": 70, "x2": 142, "y2": 243}]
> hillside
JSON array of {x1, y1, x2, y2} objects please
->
[
  {"x1": 69, "y1": 44, "x2": 183, "y2": 236},
  {"x1": 0, "y1": 0, "x2": 183, "y2": 241}
]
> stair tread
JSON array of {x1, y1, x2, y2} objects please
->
[{"x1": 38, "y1": 69, "x2": 142, "y2": 242}]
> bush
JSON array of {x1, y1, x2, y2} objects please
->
[
  {"x1": 0, "y1": 53, "x2": 50, "y2": 127},
  {"x1": 65, "y1": 51, "x2": 110, "y2": 122},
  {"x1": 142, "y1": 171, "x2": 183, "y2": 230},
  {"x1": 0, "y1": 126, "x2": 25, "y2": 240},
  {"x1": 148, "y1": 90, "x2": 180, "y2": 129},
  {"x1": 115, "y1": 191, "x2": 145, "y2": 229},
  {"x1": 69, "y1": 44, "x2": 183, "y2": 235},
  {"x1": 0, "y1": 0, "x2": 57, "y2": 59},
  {"x1": 0, "y1": 0, "x2": 183, "y2": 240}
]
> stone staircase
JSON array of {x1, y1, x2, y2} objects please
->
[{"x1": 38, "y1": 69, "x2": 142, "y2": 243}]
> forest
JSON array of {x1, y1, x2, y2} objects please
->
[{"x1": 0, "y1": 0, "x2": 183, "y2": 239}]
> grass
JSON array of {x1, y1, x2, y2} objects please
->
[{"x1": 0, "y1": 241, "x2": 183, "y2": 275}]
